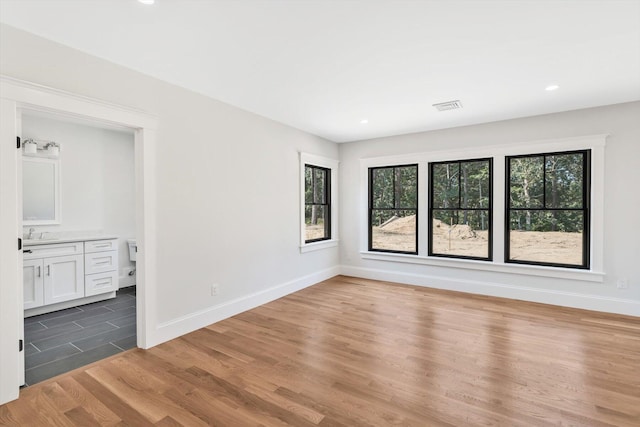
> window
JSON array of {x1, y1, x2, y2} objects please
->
[
  {"x1": 506, "y1": 150, "x2": 590, "y2": 268},
  {"x1": 369, "y1": 164, "x2": 418, "y2": 254},
  {"x1": 429, "y1": 158, "x2": 492, "y2": 260},
  {"x1": 304, "y1": 165, "x2": 331, "y2": 243},
  {"x1": 300, "y1": 153, "x2": 338, "y2": 252}
]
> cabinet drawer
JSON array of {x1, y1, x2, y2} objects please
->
[
  {"x1": 84, "y1": 239, "x2": 118, "y2": 253},
  {"x1": 84, "y1": 250, "x2": 118, "y2": 275},
  {"x1": 85, "y1": 271, "x2": 118, "y2": 296},
  {"x1": 23, "y1": 242, "x2": 83, "y2": 260}
]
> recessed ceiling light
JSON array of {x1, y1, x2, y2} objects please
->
[
  {"x1": 138, "y1": 0, "x2": 155, "y2": 5},
  {"x1": 360, "y1": 119, "x2": 369, "y2": 124},
  {"x1": 545, "y1": 84, "x2": 559, "y2": 91}
]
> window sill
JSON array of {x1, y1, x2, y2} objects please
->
[
  {"x1": 301, "y1": 239, "x2": 339, "y2": 253},
  {"x1": 360, "y1": 251, "x2": 605, "y2": 282}
]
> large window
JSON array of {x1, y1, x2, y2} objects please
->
[
  {"x1": 429, "y1": 158, "x2": 492, "y2": 260},
  {"x1": 506, "y1": 150, "x2": 590, "y2": 268},
  {"x1": 369, "y1": 164, "x2": 418, "y2": 254},
  {"x1": 304, "y1": 165, "x2": 331, "y2": 243}
]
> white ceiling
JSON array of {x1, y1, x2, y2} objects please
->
[{"x1": 1, "y1": 0, "x2": 639, "y2": 143}]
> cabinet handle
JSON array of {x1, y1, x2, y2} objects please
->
[
  {"x1": 94, "y1": 244, "x2": 111, "y2": 248},
  {"x1": 94, "y1": 280, "x2": 111, "y2": 286},
  {"x1": 37, "y1": 266, "x2": 41, "y2": 277},
  {"x1": 94, "y1": 260, "x2": 111, "y2": 265},
  {"x1": 23, "y1": 249, "x2": 32, "y2": 253},
  {"x1": 47, "y1": 265, "x2": 50, "y2": 276}
]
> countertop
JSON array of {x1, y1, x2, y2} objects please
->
[{"x1": 23, "y1": 235, "x2": 119, "y2": 246}]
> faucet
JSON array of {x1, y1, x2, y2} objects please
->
[{"x1": 28, "y1": 228, "x2": 36, "y2": 239}]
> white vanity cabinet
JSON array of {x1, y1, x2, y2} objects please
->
[
  {"x1": 23, "y1": 238, "x2": 118, "y2": 311},
  {"x1": 23, "y1": 242, "x2": 84, "y2": 308}
]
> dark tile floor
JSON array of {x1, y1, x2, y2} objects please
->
[{"x1": 23, "y1": 287, "x2": 137, "y2": 386}]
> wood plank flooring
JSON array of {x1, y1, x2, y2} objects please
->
[{"x1": 1, "y1": 275, "x2": 639, "y2": 426}]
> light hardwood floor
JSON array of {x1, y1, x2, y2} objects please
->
[{"x1": 1, "y1": 275, "x2": 639, "y2": 426}]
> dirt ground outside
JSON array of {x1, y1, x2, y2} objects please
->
[
  {"x1": 508, "y1": 230, "x2": 582, "y2": 265},
  {"x1": 372, "y1": 215, "x2": 583, "y2": 264},
  {"x1": 305, "y1": 224, "x2": 325, "y2": 241}
]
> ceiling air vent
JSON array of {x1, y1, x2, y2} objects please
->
[{"x1": 433, "y1": 100, "x2": 463, "y2": 111}]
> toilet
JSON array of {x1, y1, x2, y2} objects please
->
[
  {"x1": 127, "y1": 239, "x2": 137, "y2": 284},
  {"x1": 127, "y1": 239, "x2": 137, "y2": 262}
]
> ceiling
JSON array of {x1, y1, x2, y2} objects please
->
[{"x1": 1, "y1": 0, "x2": 639, "y2": 143}]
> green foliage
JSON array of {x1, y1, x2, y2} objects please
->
[
  {"x1": 304, "y1": 205, "x2": 327, "y2": 225},
  {"x1": 369, "y1": 165, "x2": 417, "y2": 228},
  {"x1": 430, "y1": 159, "x2": 491, "y2": 232},
  {"x1": 371, "y1": 165, "x2": 417, "y2": 210},
  {"x1": 509, "y1": 210, "x2": 583, "y2": 233},
  {"x1": 305, "y1": 165, "x2": 330, "y2": 234},
  {"x1": 509, "y1": 152, "x2": 585, "y2": 232},
  {"x1": 305, "y1": 166, "x2": 313, "y2": 204},
  {"x1": 545, "y1": 153, "x2": 583, "y2": 209},
  {"x1": 305, "y1": 165, "x2": 327, "y2": 205},
  {"x1": 433, "y1": 210, "x2": 490, "y2": 231},
  {"x1": 509, "y1": 156, "x2": 544, "y2": 208},
  {"x1": 371, "y1": 209, "x2": 415, "y2": 227},
  {"x1": 366, "y1": 152, "x2": 586, "y2": 235},
  {"x1": 432, "y1": 160, "x2": 490, "y2": 209},
  {"x1": 432, "y1": 163, "x2": 459, "y2": 208}
]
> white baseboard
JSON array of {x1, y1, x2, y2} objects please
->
[
  {"x1": 153, "y1": 266, "x2": 341, "y2": 345},
  {"x1": 340, "y1": 265, "x2": 640, "y2": 317},
  {"x1": 149, "y1": 263, "x2": 637, "y2": 348}
]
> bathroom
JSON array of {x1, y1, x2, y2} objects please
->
[{"x1": 21, "y1": 110, "x2": 137, "y2": 386}]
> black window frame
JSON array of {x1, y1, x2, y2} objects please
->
[
  {"x1": 428, "y1": 158, "x2": 493, "y2": 261},
  {"x1": 368, "y1": 164, "x2": 419, "y2": 255},
  {"x1": 505, "y1": 149, "x2": 591, "y2": 269},
  {"x1": 304, "y1": 164, "x2": 331, "y2": 244}
]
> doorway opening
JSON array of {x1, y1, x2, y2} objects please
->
[
  {"x1": 0, "y1": 76, "x2": 157, "y2": 404},
  {"x1": 21, "y1": 110, "x2": 137, "y2": 385}
]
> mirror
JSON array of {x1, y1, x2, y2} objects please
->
[{"x1": 23, "y1": 157, "x2": 60, "y2": 225}]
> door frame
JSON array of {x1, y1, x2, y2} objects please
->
[{"x1": 0, "y1": 76, "x2": 159, "y2": 404}]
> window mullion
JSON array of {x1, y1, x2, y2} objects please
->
[
  {"x1": 543, "y1": 155, "x2": 547, "y2": 208},
  {"x1": 393, "y1": 167, "x2": 397, "y2": 211},
  {"x1": 457, "y1": 162, "x2": 462, "y2": 211}
]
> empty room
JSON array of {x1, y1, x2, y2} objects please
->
[{"x1": 0, "y1": 1, "x2": 639, "y2": 426}]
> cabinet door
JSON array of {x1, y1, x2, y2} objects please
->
[
  {"x1": 44, "y1": 255, "x2": 84, "y2": 305},
  {"x1": 23, "y1": 259, "x2": 44, "y2": 309}
]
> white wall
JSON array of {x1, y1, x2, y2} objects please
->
[
  {"x1": 340, "y1": 102, "x2": 640, "y2": 316},
  {"x1": 0, "y1": 24, "x2": 340, "y2": 334},
  {"x1": 22, "y1": 114, "x2": 136, "y2": 287}
]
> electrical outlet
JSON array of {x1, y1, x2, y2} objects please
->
[
  {"x1": 210, "y1": 284, "x2": 219, "y2": 296},
  {"x1": 616, "y1": 278, "x2": 629, "y2": 289}
]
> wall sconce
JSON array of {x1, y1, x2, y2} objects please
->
[
  {"x1": 23, "y1": 139, "x2": 38, "y2": 155},
  {"x1": 23, "y1": 139, "x2": 60, "y2": 158},
  {"x1": 45, "y1": 142, "x2": 60, "y2": 157}
]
